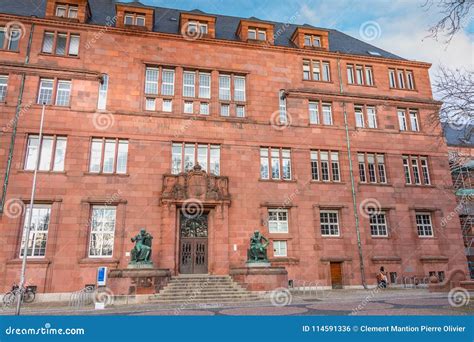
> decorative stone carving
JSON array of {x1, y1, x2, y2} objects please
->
[{"x1": 161, "y1": 164, "x2": 230, "y2": 202}]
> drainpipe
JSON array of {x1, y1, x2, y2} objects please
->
[
  {"x1": 336, "y1": 58, "x2": 367, "y2": 289},
  {"x1": 0, "y1": 23, "x2": 35, "y2": 213}
]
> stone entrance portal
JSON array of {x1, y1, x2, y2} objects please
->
[
  {"x1": 179, "y1": 212, "x2": 208, "y2": 274},
  {"x1": 160, "y1": 164, "x2": 231, "y2": 275}
]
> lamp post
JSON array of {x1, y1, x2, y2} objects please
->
[{"x1": 15, "y1": 103, "x2": 46, "y2": 315}]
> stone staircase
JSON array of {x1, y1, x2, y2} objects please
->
[{"x1": 149, "y1": 274, "x2": 261, "y2": 304}]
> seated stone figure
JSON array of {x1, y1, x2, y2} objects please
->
[
  {"x1": 247, "y1": 230, "x2": 269, "y2": 262},
  {"x1": 130, "y1": 228, "x2": 153, "y2": 265}
]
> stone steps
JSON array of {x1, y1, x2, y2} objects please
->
[{"x1": 150, "y1": 274, "x2": 258, "y2": 304}]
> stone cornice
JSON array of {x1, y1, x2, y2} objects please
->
[{"x1": 0, "y1": 13, "x2": 432, "y2": 69}]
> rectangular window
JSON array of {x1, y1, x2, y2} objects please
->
[
  {"x1": 322, "y1": 62, "x2": 331, "y2": 82},
  {"x1": 347, "y1": 65, "x2": 354, "y2": 84},
  {"x1": 367, "y1": 106, "x2": 377, "y2": 128},
  {"x1": 236, "y1": 105, "x2": 245, "y2": 118},
  {"x1": 403, "y1": 156, "x2": 411, "y2": 184},
  {"x1": 68, "y1": 34, "x2": 80, "y2": 56},
  {"x1": 97, "y1": 74, "x2": 108, "y2": 110},
  {"x1": 184, "y1": 101, "x2": 193, "y2": 114},
  {"x1": 0, "y1": 75, "x2": 7, "y2": 102},
  {"x1": 309, "y1": 101, "x2": 319, "y2": 124},
  {"x1": 0, "y1": 26, "x2": 20, "y2": 51},
  {"x1": 279, "y1": 90, "x2": 287, "y2": 123},
  {"x1": 19, "y1": 205, "x2": 51, "y2": 257},
  {"x1": 219, "y1": 75, "x2": 231, "y2": 101},
  {"x1": 248, "y1": 29, "x2": 256, "y2": 40},
  {"x1": 163, "y1": 99, "x2": 172, "y2": 112},
  {"x1": 171, "y1": 143, "x2": 220, "y2": 175},
  {"x1": 398, "y1": 109, "x2": 407, "y2": 131},
  {"x1": 311, "y1": 151, "x2": 319, "y2": 181},
  {"x1": 358, "y1": 152, "x2": 386, "y2": 184},
  {"x1": 68, "y1": 6, "x2": 78, "y2": 19},
  {"x1": 55, "y1": 80, "x2": 71, "y2": 106},
  {"x1": 397, "y1": 70, "x2": 405, "y2": 88},
  {"x1": 312, "y1": 61, "x2": 321, "y2": 81},
  {"x1": 355, "y1": 66, "x2": 364, "y2": 85},
  {"x1": 220, "y1": 103, "x2": 230, "y2": 116},
  {"x1": 56, "y1": 5, "x2": 66, "y2": 17},
  {"x1": 25, "y1": 135, "x2": 67, "y2": 172},
  {"x1": 273, "y1": 241, "x2": 287, "y2": 257},
  {"x1": 370, "y1": 212, "x2": 388, "y2": 237},
  {"x1": 145, "y1": 98, "x2": 155, "y2": 111},
  {"x1": 234, "y1": 76, "x2": 246, "y2": 102},
  {"x1": 420, "y1": 157, "x2": 431, "y2": 185},
  {"x1": 358, "y1": 153, "x2": 366, "y2": 183},
  {"x1": 199, "y1": 73, "x2": 211, "y2": 99},
  {"x1": 257, "y1": 30, "x2": 266, "y2": 41},
  {"x1": 365, "y1": 66, "x2": 374, "y2": 86},
  {"x1": 322, "y1": 103, "x2": 333, "y2": 125},
  {"x1": 161, "y1": 69, "x2": 175, "y2": 96},
  {"x1": 389, "y1": 69, "x2": 396, "y2": 88},
  {"x1": 303, "y1": 60, "x2": 311, "y2": 80},
  {"x1": 89, "y1": 206, "x2": 116, "y2": 257},
  {"x1": 37, "y1": 79, "x2": 54, "y2": 105},
  {"x1": 42, "y1": 32, "x2": 54, "y2": 53},
  {"x1": 199, "y1": 102, "x2": 209, "y2": 115},
  {"x1": 89, "y1": 138, "x2": 128, "y2": 174},
  {"x1": 355, "y1": 106, "x2": 365, "y2": 128},
  {"x1": 260, "y1": 147, "x2": 291, "y2": 180},
  {"x1": 145, "y1": 67, "x2": 159, "y2": 95},
  {"x1": 416, "y1": 212, "x2": 433, "y2": 237},
  {"x1": 409, "y1": 110, "x2": 419, "y2": 131},
  {"x1": 55, "y1": 33, "x2": 67, "y2": 55},
  {"x1": 312, "y1": 150, "x2": 340, "y2": 182},
  {"x1": 268, "y1": 209, "x2": 289, "y2": 233},
  {"x1": 124, "y1": 15, "x2": 134, "y2": 25},
  {"x1": 403, "y1": 155, "x2": 431, "y2": 186},
  {"x1": 406, "y1": 71, "x2": 415, "y2": 90},
  {"x1": 136, "y1": 16, "x2": 145, "y2": 27},
  {"x1": 260, "y1": 148, "x2": 269, "y2": 179},
  {"x1": 320, "y1": 210, "x2": 340, "y2": 236},
  {"x1": 183, "y1": 71, "x2": 196, "y2": 98}
]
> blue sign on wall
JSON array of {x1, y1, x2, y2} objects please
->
[{"x1": 96, "y1": 267, "x2": 107, "y2": 286}]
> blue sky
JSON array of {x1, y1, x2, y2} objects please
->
[{"x1": 126, "y1": 0, "x2": 473, "y2": 72}]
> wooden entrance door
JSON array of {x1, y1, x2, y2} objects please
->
[
  {"x1": 330, "y1": 262, "x2": 343, "y2": 289},
  {"x1": 179, "y1": 212, "x2": 208, "y2": 274}
]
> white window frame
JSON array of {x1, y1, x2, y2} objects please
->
[
  {"x1": 55, "y1": 80, "x2": 71, "y2": 106},
  {"x1": 37, "y1": 78, "x2": 54, "y2": 105},
  {"x1": 309, "y1": 101, "x2": 319, "y2": 124},
  {"x1": 19, "y1": 204, "x2": 51, "y2": 258},
  {"x1": 97, "y1": 74, "x2": 108, "y2": 110},
  {"x1": 415, "y1": 212, "x2": 434, "y2": 237},
  {"x1": 0, "y1": 75, "x2": 7, "y2": 102},
  {"x1": 273, "y1": 240, "x2": 287, "y2": 257},
  {"x1": 88, "y1": 206, "x2": 117, "y2": 258},
  {"x1": 161, "y1": 69, "x2": 175, "y2": 96},
  {"x1": 145, "y1": 67, "x2": 159, "y2": 95},
  {"x1": 268, "y1": 209, "x2": 289, "y2": 233},
  {"x1": 370, "y1": 212, "x2": 388, "y2": 237},
  {"x1": 320, "y1": 210, "x2": 340, "y2": 236},
  {"x1": 162, "y1": 99, "x2": 172, "y2": 112},
  {"x1": 183, "y1": 71, "x2": 196, "y2": 98}
]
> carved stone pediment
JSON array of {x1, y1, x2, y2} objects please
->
[{"x1": 161, "y1": 164, "x2": 230, "y2": 202}]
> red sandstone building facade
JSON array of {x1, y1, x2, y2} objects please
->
[{"x1": 0, "y1": 0, "x2": 468, "y2": 294}]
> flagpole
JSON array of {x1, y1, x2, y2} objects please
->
[{"x1": 15, "y1": 103, "x2": 46, "y2": 315}]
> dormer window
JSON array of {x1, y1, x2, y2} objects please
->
[
  {"x1": 124, "y1": 13, "x2": 145, "y2": 27},
  {"x1": 304, "y1": 35, "x2": 321, "y2": 47},
  {"x1": 249, "y1": 28, "x2": 266, "y2": 41},
  {"x1": 55, "y1": 4, "x2": 78, "y2": 19},
  {"x1": 187, "y1": 21, "x2": 208, "y2": 35}
]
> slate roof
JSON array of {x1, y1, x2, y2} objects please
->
[
  {"x1": 443, "y1": 124, "x2": 474, "y2": 147},
  {"x1": 0, "y1": 0, "x2": 404, "y2": 60}
]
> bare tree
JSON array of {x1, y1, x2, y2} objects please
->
[
  {"x1": 423, "y1": 0, "x2": 473, "y2": 43},
  {"x1": 433, "y1": 67, "x2": 474, "y2": 143}
]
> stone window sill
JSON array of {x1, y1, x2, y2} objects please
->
[
  {"x1": 7, "y1": 258, "x2": 51, "y2": 265},
  {"x1": 83, "y1": 172, "x2": 130, "y2": 177}
]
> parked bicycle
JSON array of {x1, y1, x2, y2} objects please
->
[{"x1": 2, "y1": 284, "x2": 36, "y2": 307}]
